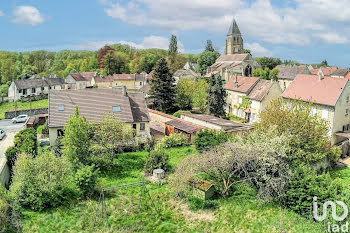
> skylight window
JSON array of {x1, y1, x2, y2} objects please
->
[
  {"x1": 58, "y1": 105, "x2": 64, "y2": 111},
  {"x1": 113, "y1": 105, "x2": 121, "y2": 113}
]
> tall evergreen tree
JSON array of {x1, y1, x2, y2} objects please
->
[
  {"x1": 207, "y1": 74, "x2": 227, "y2": 117},
  {"x1": 149, "y1": 58, "x2": 176, "y2": 113},
  {"x1": 205, "y1": 40, "x2": 215, "y2": 52},
  {"x1": 168, "y1": 35, "x2": 178, "y2": 56}
]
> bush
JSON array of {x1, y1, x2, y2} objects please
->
[
  {"x1": 284, "y1": 165, "x2": 342, "y2": 218},
  {"x1": 144, "y1": 137, "x2": 156, "y2": 152},
  {"x1": 75, "y1": 165, "x2": 99, "y2": 198},
  {"x1": 0, "y1": 188, "x2": 8, "y2": 232},
  {"x1": 0, "y1": 185, "x2": 22, "y2": 233},
  {"x1": 188, "y1": 197, "x2": 218, "y2": 211},
  {"x1": 5, "y1": 146, "x2": 18, "y2": 169},
  {"x1": 155, "y1": 133, "x2": 189, "y2": 150},
  {"x1": 144, "y1": 150, "x2": 169, "y2": 176},
  {"x1": 173, "y1": 110, "x2": 191, "y2": 118},
  {"x1": 194, "y1": 129, "x2": 230, "y2": 151},
  {"x1": 10, "y1": 153, "x2": 75, "y2": 211},
  {"x1": 14, "y1": 128, "x2": 37, "y2": 157}
]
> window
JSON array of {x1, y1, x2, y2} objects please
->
[
  {"x1": 234, "y1": 48, "x2": 238, "y2": 52},
  {"x1": 322, "y1": 109, "x2": 328, "y2": 120},
  {"x1": 32, "y1": 88, "x2": 36, "y2": 93},
  {"x1": 57, "y1": 129, "x2": 64, "y2": 137},
  {"x1": 140, "y1": 123, "x2": 145, "y2": 131},
  {"x1": 112, "y1": 105, "x2": 121, "y2": 113},
  {"x1": 140, "y1": 82, "x2": 142, "y2": 86},
  {"x1": 283, "y1": 82, "x2": 286, "y2": 90},
  {"x1": 58, "y1": 105, "x2": 64, "y2": 111},
  {"x1": 311, "y1": 108, "x2": 317, "y2": 116},
  {"x1": 18, "y1": 89, "x2": 22, "y2": 94},
  {"x1": 346, "y1": 109, "x2": 349, "y2": 117},
  {"x1": 343, "y1": 124, "x2": 350, "y2": 132},
  {"x1": 228, "y1": 93, "x2": 232, "y2": 102},
  {"x1": 23, "y1": 89, "x2": 27, "y2": 95},
  {"x1": 238, "y1": 96, "x2": 242, "y2": 104},
  {"x1": 41, "y1": 87, "x2": 45, "y2": 91},
  {"x1": 133, "y1": 124, "x2": 137, "y2": 129},
  {"x1": 347, "y1": 96, "x2": 349, "y2": 103},
  {"x1": 251, "y1": 100, "x2": 257, "y2": 109}
]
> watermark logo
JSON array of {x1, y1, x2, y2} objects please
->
[{"x1": 313, "y1": 196, "x2": 349, "y2": 232}]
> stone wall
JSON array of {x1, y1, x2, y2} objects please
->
[
  {"x1": 5, "y1": 108, "x2": 48, "y2": 119},
  {"x1": 0, "y1": 158, "x2": 10, "y2": 188}
]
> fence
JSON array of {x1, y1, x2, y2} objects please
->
[{"x1": 5, "y1": 108, "x2": 48, "y2": 119}]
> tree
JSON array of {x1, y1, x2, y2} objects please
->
[
  {"x1": 88, "y1": 54, "x2": 99, "y2": 71},
  {"x1": 176, "y1": 78, "x2": 195, "y2": 110},
  {"x1": 168, "y1": 35, "x2": 178, "y2": 56},
  {"x1": 243, "y1": 49, "x2": 252, "y2": 56},
  {"x1": 196, "y1": 51, "x2": 221, "y2": 75},
  {"x1": 257, "y1": 99, "x2": 339, "y2": 164},
  {"x1": 207, "y1": 74, "x2": 226, "y2": 117},
  {"x1": 139, "y1": 53, "x2": 159, "y2": 73},
  {"x1": 192, "y1": 79, "x2": 208, "y2": 113},
  {"x1": 149, "y1": 58, "x2": 176, "y2": 113},
  {"x1": 252, "y1": 67, "x2": 279, "y2": 81},
  {"x1": 205, "y1": 40, "x2": 215, "y2": 52},
  {"x1": 254, "y1": 57, "x2": 282, "y2": 70},
  {"x1": 92, "y1": 114, "x2": 135, "y2": 166},
  {"x1": 103, "y1": 51, "x2": 130, "y2": 75},
  {"x1": 98, "y1": 45, "x2": 115, "y2": 69},
  {"x1": 320, "y1": 59, "x2": 328, "y2": 67},
  {"x1": 62, "y1": 106, "x2": 93, "y2": 166}
]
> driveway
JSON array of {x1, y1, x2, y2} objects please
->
[{"x1": 0, "y1": 120, "x2": 26, "y2": 160}]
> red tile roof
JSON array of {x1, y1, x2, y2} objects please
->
[
  {"x1": 310, "y1": 67, "x2": 338, "y2": 76},
  {"x1": 81, "y1": 72, "x2": 98, "y2": 81},
  {"x1": 247, "y1": 80, "x2": 274, "y2": 101},
  {"x1": 94, "y1": 75, "x2": 115, "y2": 83},
  {"x1": 224, "y1": 76, "x2": 260, "y2": 94},
  {"x1": 70, "y1": 73, "x2": 86, "y2": 81},
  {"x1": 216, "y1": 54, "x2": 249, "y2": 62},
  {"x1": 345, "y1": 73, "x2": 350, "y2": 79},
  {"x1": 281, "y1": 74, "x2": 348, "y2": 106}
]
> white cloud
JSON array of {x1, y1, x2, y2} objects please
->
[
  {"x1": 75, "y1": 35, "x2": 185, "y2": 52},
  {"x1": 245, "y1": 42, "x2": 273, "y2": 57},
  {"x1": 0, "y1": 10, "x2": 5, "y2": 17},
  {"x1": 102, "y1": 0, "x2": 350, "y2": 46},
  {"x1": 12, "y1": 6, "x2": 44, "y2": 26}
]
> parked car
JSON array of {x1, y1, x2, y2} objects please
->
[
  {"x1": 0, "y1": 129, "x2": 5, "y2": 140},
  {"x1": 11, "y1": 115, "x2": 29, "y2": 123}
]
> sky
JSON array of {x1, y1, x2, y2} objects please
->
[{"x1": 1, "y1": 0, "x2": 350, "y2": 67}]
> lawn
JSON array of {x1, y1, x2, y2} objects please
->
[
  {"x1": 0, "y1": 99, "x2": 48, "y2": 119},
  {"x1": 22, "y1": 146, "x2": 324, "y2": 233}
]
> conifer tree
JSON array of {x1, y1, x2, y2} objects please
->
[
  {"x1": 205, "y1": 40, "x2": 215, "y2": 52},
  {"x1": 168, "y1": 35, "x2": 178, "y2": 56},
  {"x1": 207, "y1": 74, "x2": 227, "y2": 117},
  {"x1": 149, "y1": 58, "x2": 176, "y2": 113}
]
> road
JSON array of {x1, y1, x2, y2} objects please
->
[{"x1": 0, "y1": 120, "x2": 26, "y2": 160}]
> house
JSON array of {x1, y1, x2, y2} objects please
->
[
  {"x1": 80, "y1": 72, "x2": 99, "y2": 87},
  {"x1": 173, "y1": 69, "x2": 199, "y2": 84},
  {"x1": 180, "y1": 113, "x2": 246, "y2": 131},
  {"x1": 246, "y1": 80, "x2": 282, "y2": 123},
  {"x1": 65, "y1": 73, "x2": 87, "y2": 90},
  {"x1": 8, "y1": 77, "x2": 65, "y2": 101},
  {"x1": 205, "y1": 18, "x2": 260, "y2": 82},
  {"x1": 91, "y1": 75, "x2": 115, "y2": 88},
  {"x1": 281, "y1": 74, "x2": 350, "y2": 145},
  {"x1": 135, "y1": 73, "x2": 147, "y2": 89},
  {"x1": 310, "y1": 67, "x2": 338, "y2": 76},
  {"x1": 274, "y1": 64, "x2": 309, "y2": 90},
  {"x1": 183, "y1": 62, "x2": 197, "y2": 71},
  {"x1": 48, "y1": 87, "x2": 151, "y2": 146},
  {"x1": 331, "y1": 68, "x2": 349, "y2": 79}
]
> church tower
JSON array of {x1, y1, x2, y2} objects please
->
[{"x1": 225, "y1": 18, "x2": 243, "y2": 55}]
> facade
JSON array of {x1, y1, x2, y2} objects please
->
[
  {"x1": 225, "y1": 18, "x2": 243, "y2": 55},
  {"x1": 8, "y1": 77, "x2": 65, "y2": 101},
  {"x1": 281, "y1": 74, "x2": 350, "y2": 145},
  {"x1": 48, "y1": 87, "x2": 151, "y2": 146},
  {"x1": 173, "y1": 69, "x2": 199, "y2": 84},
  {"x1": 274, "y1": 64, "x2": 309, "y2": 90},
  {"x1": 65, "y1": 73, "x2": 87, "y2": 90}
]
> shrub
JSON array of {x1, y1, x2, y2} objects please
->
[
  {"x1": 14, "y1": 128, "x2": 37, "y2": 157},
  {"x1": 75, "y1": 165, "x2": 99, "y2": 198},
  {"x1": 10, "y1": 153, "x2": 75, "y2": 211},
  {"x1": 0, "y1": 184, "x2": 22, "y2": 233},
  {"x1": 144, "y1": 150, "x2": 169, "y2": 176},
  {"x1": 5, "y1": 146, "x2": 18, "y2": 169},
  {"x1": 194, "y1": 129, "x2": 230, "y2": 151},
  {"x1": 0, "y1": 187, "x2": 8, "y2": 232},
  {"x1": 173, "y1": 110, "x2": 191, "y2": 118},
  {"x1": 188, "y1": 197, "x2": 218, "y2": 211},
  {"x1": 144, "y1": 137, "x2": 156, "y2": 152},
  {"x1": 284, "y1": 164, "x2": 342, "y2": 218},
  {"x1": 155, "y1": 133, "x2": 189, "y2": 150}
]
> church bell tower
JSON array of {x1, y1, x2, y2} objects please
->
[{"x1": 225, "y1": 18, "x2": 243, "y2": 55}]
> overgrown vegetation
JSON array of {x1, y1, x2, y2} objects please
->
[{"x1": 194, "y1": 129, "x2": 231, "y2": 151}]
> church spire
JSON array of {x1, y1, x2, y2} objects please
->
[{"x1": 227, "y1": 17, "x2": 241, "y2": 36}]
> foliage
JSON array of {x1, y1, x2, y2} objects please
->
[
  {"x1": 319, "y1": 59, "x2": 328, "y2": 67},
  {"x1": 0, "y1": 99, "x2": 48, "y2": 119},
  {"x1": 144, "y1": 150, "x2": 170, "y2": 175},
  {"x1": 176, "y1": 78, "x2": 195, "y2": 110},
  {"x1": 155, "y1": 133, "x2": 189, "y2": 150},
  {"x1": 252, "y1": 67, "x2": 279, "y2": 81},
  {"x1": 168, "y1": 35, "x2": 178, "y2": 56},
  {"x1": 205, "y1": 40, "x2": 215, "y2": 52},
  {"x1": 92, "y1": 114, "x2": 135, "y2": 167},
  {"x1": 284, "y1": 164, "x2": 342, "y2": 218},
  {"x1": 10, "y1": 152, "x2": 75, "y2": 211},
  {"x1": 5, "y1": 146, "x2": 18, "y2": 170},
  {"x1": 75, "y1": 165, "x2": 99, "y2": 198},
  {"x1": 14, "y1": 127, "x2": 37, "y2": 157},
  {"x1": 254, "y1": 57, "x2": 282, "y2": 70},
  {"x1": 103, "y1": 51, "x2": 129, "y2": 75},
  {"x1": 62, "y1": 106, "x2": 93, "y2": 166},
  {"x1": 196, "y1": 51, "x2": 220, "y2": 75},
  {"x1": 139, "y1": 53, "x2": 159, "y2": 73},
  {"x1": 243, "y1": 49, "x2": 252, "y2": 56},
  {"x1": 149, "y1": 58, "x2": 176, "y2": 113},
  {"x1": 144, "y1": 137, "x2": 156, "y2": 152},
  {"x1": 188, "y1": 197, "x2": 218, "y2": 210},
  {"x1": 97, "y1": 45, "x2": 115, "y2": 69},
  {"x1": 194, "y1": 129, "x2": 230, "y2": 151},
  {"x1": 207, "y1": 74, "x2": 227, "y2": 117},
  {"x1": 257, "y1": 99, "x2": 335, "y2": 164},
  {"x1": 173, "y1": 110, "x2": 191, "y2": 118},
  {"x1": 0, "y1": 185, "x2": 22, "y2": 233},
  {"x1": 193, "y1": 79, "x2": 209, "y2": 113}
]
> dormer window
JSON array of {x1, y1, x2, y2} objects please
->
[
  {"x1": 58, "y1": 104, "x2": 64, "y2": 111},
  {"x1": 112, "y1": 105, "x2": 121, "y2": 113}
]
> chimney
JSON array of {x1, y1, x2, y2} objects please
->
[{"x1": 234, "y1": 74, "x2": 239, "y2": 88}]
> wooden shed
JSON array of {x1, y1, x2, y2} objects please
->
[{"x1": 191, "y1": 179, "x2": 215, "y2": 200}]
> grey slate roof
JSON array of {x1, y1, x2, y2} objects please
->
[
  {"x1": 14, "y1": 79, "x2": 48, "y2": 90},
  {"x1": 49, "y1": 88, "x2": 149, "y2": 127},
  {"x1": 44, "y1": 78, "x2": 65, "y2": 86},
  {"x1": 275, "y1": 65, "x2": 307, "y2": 80},
  {"x1": 165, "y1": 119, "x2": 202, "y2": 134},
  {"x1": 227, "y1": 18, "x2": 241, "y2": 35},
  {"x1": 182, "y1": 113, "x2": 245, "y2": 128},
  {"x1": 247, "y1": 80, "x2": 273, "y2": 102},
  {"x1": 331, "y1": 68, "x2": 349, "y2": 76}
]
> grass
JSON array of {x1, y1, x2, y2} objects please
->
[
  {"x1": 0, "y1": 99, "x2": 48, "y2": 119},
  {"x1": 21, "y1": 146, "x2": 324, "y2": 233}
]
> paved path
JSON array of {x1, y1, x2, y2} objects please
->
[{"x1": 0, "y1": 120, "x2": 25, "y2": 160}]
